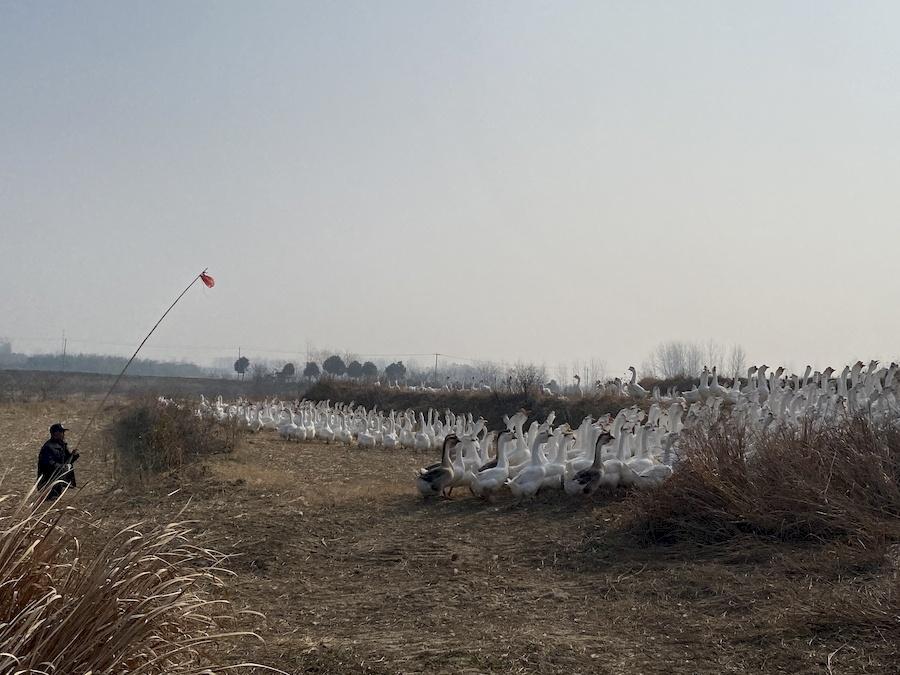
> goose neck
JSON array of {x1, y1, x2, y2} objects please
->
[
  {"x1": 497, "y1": 439, "x2": 509, "y2": 468},
  {"x1": 615, "y1": 434, "x2": 627, "y2": 460}
]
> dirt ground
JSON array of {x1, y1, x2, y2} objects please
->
[{"x1": 1, "y1": 400, "x2": 896, "y2": 674}]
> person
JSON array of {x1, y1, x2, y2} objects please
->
[{"x1": 37, "y1": 423, "x2": 79, "y2": 501}]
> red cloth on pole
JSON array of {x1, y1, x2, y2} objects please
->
[{"x1": 200, "y1": 272, "x2": 215, "y2": 288}]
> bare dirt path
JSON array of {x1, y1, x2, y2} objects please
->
[{"x1": 1, "y1": 401, "x2": 894, "y2": 674}]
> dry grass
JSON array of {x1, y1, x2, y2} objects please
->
[
  {"x1": 626, "y1": 416, "x2": 900, "y2": 548},
  {"x1": 791, "y1": 546, "x2": 900, "y2": 636},
  {"x1": 0, "y1": 481, "x2": 278, "y2": 674}
]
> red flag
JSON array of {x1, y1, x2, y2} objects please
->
[{"x1": 200, "y1": 272, "x2": 215, "y2": 288}]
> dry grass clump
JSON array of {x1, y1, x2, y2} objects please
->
[
  {"x1": 112, "y1": 398, "x2": 242, "y2": 478},
  {"x1": 627, "y1": 416, "x2": 900, "y2": 548},
  {"x1": 0, "y1": 483, "x2": 276, "y2": 674}
]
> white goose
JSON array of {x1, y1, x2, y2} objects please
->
[
  {"x1": 507, "y1": 430, "x2": 552, "y2": 499},
  {"x1": 277, "y1": 411, "x2": 299, "y2": 440},
  {"x1": 383, "y1": 413, "x2": 400, "y2": 449},
  {"x1": 414, "y1": 412, "x2": 432, "y2": 451},
  {"x1": 599, "y1": 432, "x2": 628, "y2": 490},
  {"x1": 634, "y1": 456, "x2": 675, "y2": 490},
  {"x1": 564, "y1": 430, "x2": 614, "y2": 496},
  {"x1": 626, "y1": 366, "x2": 650, "y2": 399},
  {"x1": 470, "y1": 431, "x2": 515, "y2": 500},
  {"x1": 540, "y1": 427, "x2": 573, "y2": 490}
]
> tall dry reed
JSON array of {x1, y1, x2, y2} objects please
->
[{"x1": 0, "y1": 482, "x2": 279, "y2": 674}]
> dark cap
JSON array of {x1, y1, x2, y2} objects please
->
[{"x1": 49, "y1": 423, "x2": 69, "y2": 435}]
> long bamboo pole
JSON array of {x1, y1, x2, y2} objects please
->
[{"x1": 71, "y1": 268, "x2": 209, "y2": 453}]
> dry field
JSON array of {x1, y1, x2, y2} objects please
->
[{"x1": 1, "y1": 399, "x2": 896, "y2": 674}]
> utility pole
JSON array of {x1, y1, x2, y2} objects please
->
[
  {"x1": 433, "y1": 352, "x2": 439, "y2": 386},
  {"x1": 61, "y1": 330, "x2": 67, "y2": 371}
]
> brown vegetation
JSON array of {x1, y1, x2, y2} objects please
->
[
  {"x1": 111, "y1": 398, "x2": 243, "y2": 479},
  {"x1": 0, "y1": 482, "x2": 270, "y2": 674},
  {"x1": 305, "y1": 380, "x2": 633, "y2": 429},
  {"x1": 626, "y1": 416, "x2": 900, "y2": 548}
]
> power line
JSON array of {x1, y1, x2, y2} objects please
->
[
  {"x1": 438, "y1": 353, "x2": 491, "y2": 364},
  {"x1": 2, "y1": 334, "x2": 495, "y2": 365}
]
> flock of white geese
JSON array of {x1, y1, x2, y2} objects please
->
[{"x1": 196, "y1": 360, "x2": 899, "y2": 500}]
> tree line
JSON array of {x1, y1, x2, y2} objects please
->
[
  {"x1": 0, "y1": 345, "x2": 206, "y2": 378},
  {"x1": 231, "y1": 340, "x2": 750, "y2": 393},
  {"x1": 233, "y1": 354, "x2": 408, "y2": 383}
]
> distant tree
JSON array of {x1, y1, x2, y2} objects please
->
[
  {"x1": 727, "y1": 344, "x2": 747, "y2": 381},
  {"x1": 280, "y1": 362, "x2": 296, "y2": 379},
  {"x1": 475, "y1": 360, "x2": 501, "y2": 388},
  {"x1": 0, "y1": 338, "x2": 12, "y2": 367},
  {"x1": 646, "y1": 342, "x2": 683, "y2": 378},
  {"x1": 234, "y1": 356, "x2": 250, "y2": 380},
  {"x1": 704, "y1": 340, "x2": 726, "y2": 372},
  {"x1": 346, "y1": 360, "x2": 363, "y2": 379},
  {"x1": 683, "y1": 344, "x2": 704, "y2": 376},
  {"x1": 384, "y1": 361, "x2": 407, "y2": 382},
  {"x1": 303, "y1": 361, "x2": 320, "y2": 380},
  {"x1": 509, "y1": 361, "x2": 546, "y2": 395},
  {"x1": 361, "y1": 361, "x2": 378, "y2": 380},
  {"x1": 583, "y1": 359, "x2": 607, "y2": 388},
  {"x1": 322, "y1": 355, "x2": 346, "y2": 377},
  {"x1": 646, "y1": 341, "x2": 705, "y2": 379}
]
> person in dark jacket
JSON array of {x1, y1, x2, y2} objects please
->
[{"x1": 37, "y1": 423, "x2": 80, "y2": 501}]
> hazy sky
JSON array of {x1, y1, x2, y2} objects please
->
[{"x1": 2, "y1": 1, "x2": 899, "y2": 374}]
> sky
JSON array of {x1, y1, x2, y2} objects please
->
[{"x1": 1, "y1": 0, "x2": 899, "y2": 375}]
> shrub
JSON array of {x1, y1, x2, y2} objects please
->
[
  {"x1": 625, "y1": 416, "x2": 900, "y2": 548},
  {"x1": 112, "y1": 398, "x2": 242, "y2": 479}
]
